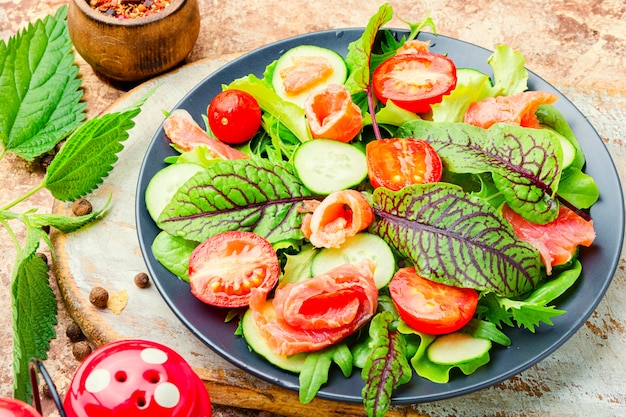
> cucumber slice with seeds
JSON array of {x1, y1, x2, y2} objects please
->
[
  {"x1": 145, "y1": 162, "x2": 204, "y2": 222},
  {"x1": 293, "y1": 139, "x2": 367, "y2": 195}
]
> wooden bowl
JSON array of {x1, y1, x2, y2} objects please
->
[{"x1": 67, "y1": 0, "x2": 200, "y2": 82}]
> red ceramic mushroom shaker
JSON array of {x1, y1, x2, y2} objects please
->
[
  {"x1": 0, "y1": 398, "x2": 42, "y2": 417},
  {"x1": 63, "y1": 339, "x2": 211, "y2": 417}
]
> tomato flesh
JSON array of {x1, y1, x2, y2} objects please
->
[
  {"x1": 189, "y1": 231, "x2": 279, "y2": 308},
  {"x1": 389, "y1": 267, "x2": 478, "y2": 335},
  {"x1": 208, "y1": 89, "x2": 262, "y2": 144},
  {"x1": 372, "y1": 53, "x2": 457, "y2": 113},
  {"x1": 366, "y1": 138, "x2": 442, "y2": 191}
]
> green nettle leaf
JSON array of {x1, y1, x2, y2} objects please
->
[
  {"x1": 397, "y1": 119, "x2": 563, "y2": 224},
  {"x1": 361, "y1": 311, "x2": 412, "y2": 417},
  {"x1": 371, "y1": 183, "x2": 542, "y2": 297},
  {"x1": 12, "y1": 227, "x2": 57, "y2": 401},
  {"x1": 0, "y1": 6, "x2": 85, "y2": 160},
  {"x1": 25, "y1": 194, "x2": 112, "y2": 232},
  {"x1": 158, "y1": 158, "x2": 314, "y2": 244},
  {"x1": 43, "y1": 107, "x2": 140, "y2": 201}
]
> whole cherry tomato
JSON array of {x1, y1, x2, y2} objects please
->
[{"x1": 207, "y1": 89, "x2": 262, "y2": 144}]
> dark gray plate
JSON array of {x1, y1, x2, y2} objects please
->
[{"x1": 136, "y1": 29, "x2": 624, "y2": 404}]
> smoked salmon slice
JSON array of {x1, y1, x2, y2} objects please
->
[
  {"x1": 163, "y1": 109, "x2": 249, "y2": 159},
  {"x1": 301, "y1": 189, "x2": 374, "y2": 248},
  {"x1": 249, "y1": 259, "x2": 378, "y2": 355},
  {"x1": 464, "y1": 90, "x2": 558, "y2": 129},
  {"x1": 502, "y1": 204, "x2": 595, "y2": 275},
  {"x1": 280, "y1": 56, "x2": 334, "y2": 95}
]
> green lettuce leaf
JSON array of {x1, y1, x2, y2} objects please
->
[
  {"x1": 397, "y1": 120, "x2": 563, "y2": 224},
  {"x1": 226, "y1": 75, "x2": 311, "y2": 143},
  {"x1": 488, "y1": 44, "x2": 528, "y2": 97},
  {"x1": 151, "y1": 231, "x2": 198, "y2": 282},
  {"x1": 371, "y1": 183, "x2": 542, "y2": 297},
  {"x1": 158, "y1": 158, "x2": 314, "y2": 244},
  {"x1": 0, "y1": 6, "x2": 85, "y2": 160}
]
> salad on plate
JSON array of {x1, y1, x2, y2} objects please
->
[{"x1": 140, "y1": 3, "x2": 600, "y2": 416}]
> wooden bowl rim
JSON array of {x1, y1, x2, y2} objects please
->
[{"x1": 71, "y1": 0, "x2": 189, "y2": 26}]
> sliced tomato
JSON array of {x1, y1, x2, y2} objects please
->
[
  {"x1": 464, "y1": 90, "x2": 558, "y2": 129},
  {"x1": 372, "y1": 53, "x2": 457, "y2": 114},
  {"x1": 501, "y1": 204, "x2": 595, "y2": 275},
  {"x1": 300, "y1": 189, "x2": 374, "y2": 249},
  {"x1": 249, "y1": 259, "x2": 378, "y2": 355},
  {"x1": 366, "y1": 138, "x2": 442, "y2": 191},
  {"x1": 207, "y1": 89, "x2": 262, "y2": 144},
  {"x1": 163, "y1": 109, "x2": 249, "y2": 159},
  {"x1": 188, "y1": 231, "x2": 279, "y2": 308},
  {"x1": 389, "y1": 267, "x2": 478, "y2": 335},
  {"x1": 304, "y1": 83, "x2": 363, "y2": 142}
]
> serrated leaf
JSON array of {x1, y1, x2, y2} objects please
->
[
  {"x1": 0, "y1": 6, "x2": 85, "y2": 160},
  {"x1": 361, "y1": 312, "x2": 411, "y2": 417},
  {"x1": 502, "y1": 300, "x2": 565, "y2": 332},
  {"x1": 43, "y1": 107, "x2": 140, "y2": 201},
  {"x1": 397, "y1": 120, "x2": 563, "y2": 224},
  {"x1": 371, "y1": 183, "x2": 542, "y2": 297},
  {"x1": 11, "y1": 227, "x2": 57, "y2": 401},
  {"x1": 25, "y1": 194, "x2": 111, "y2": 232},
  {"x1": 158, "y1": 158, "x2": 314, "y2": 244}
]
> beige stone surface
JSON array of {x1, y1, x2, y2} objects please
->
[{"x1": 1, "y1": 1, "x2": 625, "y2": 416}]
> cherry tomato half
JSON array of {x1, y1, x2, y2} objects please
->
[
  {"x1": 207, "y1": 89, "x2": 262, "y2": 144},
  {"x1": 366, "y1": 138, "x2": 442, "y2": 191},
  {"x1": 372, "y1": 53, "x2": 457, "y2": 114},
  {"x1": 389, "y1": 267, "x2": 479, "y2": 335},
  {"x1": 189, "y1": 231, "x2": 279, "y2": 308}
]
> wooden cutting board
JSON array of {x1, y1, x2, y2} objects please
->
[{"x1": 50, "y1": 56, "x2": 626, "y2": 417}]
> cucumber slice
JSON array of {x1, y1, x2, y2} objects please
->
[
  {"x1": 427, "y1": 332, "x2": 492, "y2": 365},
  {"x1": 545, "y1": 127, "x2": 576, "y2": 169},
  {"x1": 455, "y1": 67, "x2": 493, "y2": 86},
  {"x1": 293, "y1": 139, "x2": 367, "y2": 195},
  {"x1": 272, "y1": 45, "x2": 348, "y2": 108},
  {"x1": 145, "y1": 162, "x2": 204, "y2": 222},
  {"x1": 241, "y1": 306, "x2": 307, "y2": 373},
  {"x1": 311, "y1": 233, "x2": 396, "y2": 289}
]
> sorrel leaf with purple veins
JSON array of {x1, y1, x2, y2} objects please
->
[
  {"x1": 396, "y1": 120, "x2": 562, "y2": 224},
  {"x1": 371, "y1": 183, "x2": 542, "y2": 297},
  {"x1": 158, "y1": 158, "x2": 313, "y2": 244}
]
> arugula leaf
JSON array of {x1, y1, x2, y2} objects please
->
[
  {"x1": 361, "y1": 311, "x2": 412, "y2": 417},
  {"x1": 11, "y1": 227, "x2": 57, "y2": 401},
  {"x1": 158, "y1": 158, "x2": 314, "y2": 244},
  {"x1": 0, "y1": 6, "x2": 85, "y2": 160},
  {"x1": 371, "y1": 182, "x2": 542, "y2": 297},
  {"x1": 344, "y1": 3, "x2": 393, "y2": 94},
  {"x1": 478, "y1": 261, "x2": 581, "y2": 332},
  {"x1": 43, "y1": 107, "x2": 141, "y2": 201},
  {"x1": 397, "y1": 119, "x2": 563, "y2": 224},
  {"x1": 298, "y1": 343, "x2": 353, "y2": 404}
]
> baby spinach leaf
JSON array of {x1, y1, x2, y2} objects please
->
[
  {"x1": 0, "y1": 6, "x2": 85, "y2": 160},
  {"x1": 557, "y1": 167, "x2": 599, "y2": 209},
  {"x1": 371, "y1": 183, "x2": 542, "y2": 297},
  {"x1": 397, "y1": 119, "x2": 562, "y2": 224},
  {"x1": 158, "y1": 158, "x2": 314, "y2": 244},
  {"x1": 536, "y1": 104, "x2": 585, "y2": 170},
  {"x1": 361, "y1": 311, "x2": 412, "y2": 417},
  {"x1": 151, "y1": 231, "x2": 198, "y2": 282}
]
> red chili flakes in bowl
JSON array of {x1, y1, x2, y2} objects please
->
[{"x1": 89, "y1": 0, "x2": 172, "y2": 19}]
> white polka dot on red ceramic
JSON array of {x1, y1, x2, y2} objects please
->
[
  {"x1": 154, "y1": 382, "x2": 180, "y2": 408},
  {"x1": 140, "y1": 347, "x2": 168, "y2": 364},
  {"x1": 85, "y1": 368, "x2": 111, "y2": 393}
]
